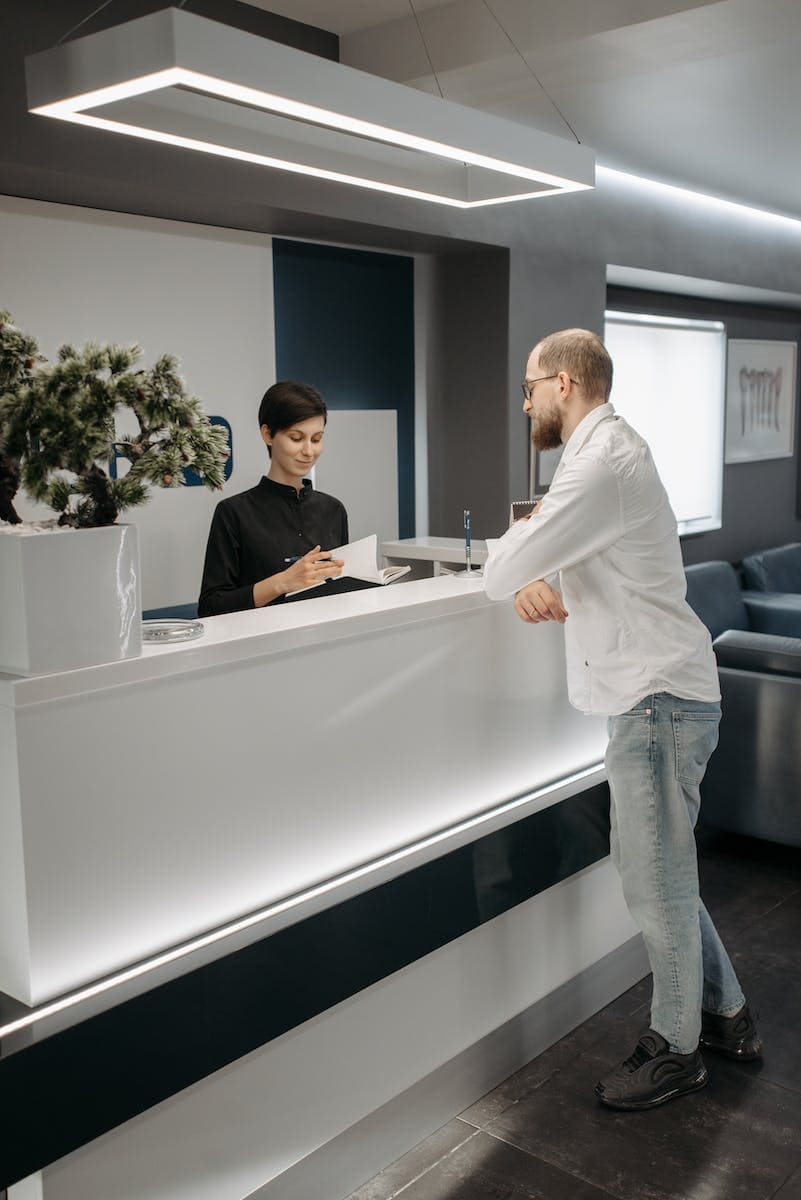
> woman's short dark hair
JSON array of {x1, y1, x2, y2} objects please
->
[{"x1": 258, "y1": 381, "x2": 327, "y2": 436}]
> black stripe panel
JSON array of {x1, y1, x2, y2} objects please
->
[{"x1": 0, "y1": 784, "x2": 610, "y2": 1189}]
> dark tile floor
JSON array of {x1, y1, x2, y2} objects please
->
[{"x1": 348, "y1": 830, "x2": 801, "y2": 1200}]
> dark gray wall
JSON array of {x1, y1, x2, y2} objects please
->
[
  {"x1": 3, "y1": 1, "x2": 801, "y2": 554},
  {"x1": 427, "y1": 250, "x2": 510, "y2": 538}
]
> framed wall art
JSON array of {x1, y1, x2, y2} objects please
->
[{"x1": 725, "y1": 339, "x2": 797, "y2": 464}]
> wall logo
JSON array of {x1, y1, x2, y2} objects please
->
[{"x1": 110, "y1": 416, "x2": 233, "y2": 484}]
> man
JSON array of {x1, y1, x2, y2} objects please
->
[{"x1": 483, "y1": 328, "x2": 761, "y2": 1111}]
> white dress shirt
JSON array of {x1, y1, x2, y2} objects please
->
[{"x1": 483, "y1": 403, "x2": 720, "y2": 715}]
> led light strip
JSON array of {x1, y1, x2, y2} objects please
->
[
  {"x1": 606, "y1": 311, "x2": 725, "y2": 332},
  {"x1": 599, "y1": 166, "x2": 801, "y2": 233},
  {"x1": 0, "y1": 762, "x2": 604, "y2": 1039},
  {"x1": 31, "y1": 68, "x2": 591, "y2": 206}
]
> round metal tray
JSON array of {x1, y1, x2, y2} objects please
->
[{"x1": 142, "y1": 619, "x2": 205, "y2": 643}]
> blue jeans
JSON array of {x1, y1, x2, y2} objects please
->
[{"x1": 605, "y1": 692, "x2": 746, "y2": 1054}]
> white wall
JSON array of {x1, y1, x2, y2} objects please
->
[
  {"x1": 314, "y1": 409, "x2": 399, "y2": 544},
  {"x1": 0, "y1": 196, "x2": 275, "y2": 609}
]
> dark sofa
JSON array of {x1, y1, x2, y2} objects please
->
[
  {"x1": 741, "y1": 541, "x2": 801, "y2": 594},
  {"x1": 684, "y1": 560, "x2": 801, "y2": 847}
]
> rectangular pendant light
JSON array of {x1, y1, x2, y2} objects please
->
[{"x1": 25, "y1": 6, "x2": 594, "y2": 208}]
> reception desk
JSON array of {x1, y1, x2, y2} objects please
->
[
  {"x1": 3, "y1": 574, "x2": 607, "y2": 1007},
  {"x1": 1, "y1": 576, "x2": 645, "y2": 1200}
]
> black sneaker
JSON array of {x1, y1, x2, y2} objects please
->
[
  {"x1": 595, "y1": 1029, "x2": 708, "y2": 1110},
  {"x1": 700, "y1": 1002, "x2": 762, "y2": 1060}
]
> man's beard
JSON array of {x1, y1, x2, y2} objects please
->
[{"x1": 531, "y1": 405, "x2": 563, "y2": 452}]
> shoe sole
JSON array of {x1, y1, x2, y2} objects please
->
[
  {"x1": 699, "y1": 1036, "x2": 763, "y2": 1061},
  {"x1": 595, "y1": 1067, "x2": 708, "y2": 1111}
]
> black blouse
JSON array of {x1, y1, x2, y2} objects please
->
[{"x1": 198, "y1": 476, "x2": 352, "y2": 617}]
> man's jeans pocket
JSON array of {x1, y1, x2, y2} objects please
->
[{"x1": 672, "y1": 712, "x2": 720, "y2": 786}]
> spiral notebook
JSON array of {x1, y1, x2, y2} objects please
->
[{"x1": 509, "y1": 497, "x2": 544, "y2": 525}]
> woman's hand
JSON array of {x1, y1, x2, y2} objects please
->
[
  {"x1": 252, "y1": 546, "x2": 344, "y2": 607},
  {"x1": 514, "y1": 580, "x2": 568, "y2": 624},
  {"x1": 279, "y1": 545, "x2": 344, "y2": 594}
]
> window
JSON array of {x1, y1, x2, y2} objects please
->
[{"x1": 604, "y1": 311, "x2": 725, "y2": 535}]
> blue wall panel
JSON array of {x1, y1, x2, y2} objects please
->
[{"x1": 273, "y1": 238, "x2": 415, "y2": 537}]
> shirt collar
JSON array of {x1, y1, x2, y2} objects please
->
[
  {"x1": 558, "y1": 402, "x2": 616, "y2": 470},
  {"x1": 259, "y1": 475, "x2": 313, "y2": 500}
]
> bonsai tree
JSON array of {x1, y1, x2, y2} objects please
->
[
  {"x1": 0, "y1": 313, "x2": 229, "y2": 528},
  {"x1": 0, "y1": 310, "x2": 43, "y2": 524}
]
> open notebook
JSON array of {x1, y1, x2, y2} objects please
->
[{"x1": 287, "y1": 534, "x2": 410, "y2": 595}]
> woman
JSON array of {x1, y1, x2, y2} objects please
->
[{"x1": 198, "y1": 381, "x2": 349, "y2": 617}]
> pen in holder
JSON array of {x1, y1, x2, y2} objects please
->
[{"x1": 464, "y1": 508, "x2": 472, "y2": 573}]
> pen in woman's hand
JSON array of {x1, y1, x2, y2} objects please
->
[
  {"x1": 283, "y1": 553, "x2": 335, "y2": 565},
  {"x1": 280, "y1": 545, "x2": 344, "y2": 593}
]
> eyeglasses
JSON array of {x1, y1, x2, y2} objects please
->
[{"x1": 521, "y1": 374, "x2": 579, "y2": 401}]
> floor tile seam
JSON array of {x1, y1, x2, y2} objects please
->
[
  {"x1": 386, "y1": 1126, "x2": 482, "y2": 1199},
  {"x1": 753, "y1": 883, "x2": 801, "y2": 907},
  {"x1": 747, "y1": 862, "x2": 801, "y2": 883},
  {"x1": 757, "y1": 887, "x2": 801, "y2": 915},
  {"x1": 479, "y1": 1058, "x2": 584, "y2": 1125},
  {"x1": 734, "y1": 889, "x2": 801, "y2": 935},
  {"x1": 455, "y1": 1108, "x2": 482, "y2": 1128},
  {"x1": 467, "y1": 994, "x2": 655, "y2": 1129},
  {"x1": 555, "y1": 1006, "x2": 652, "y2": 1068},
  {"x1": 700, "y1": 864, "x2": 801, "y2": 892},
  {"x1": 486, "y1": 1097, "x2": 661, "y2": 1162},
  {"x1": 483, "y1": 1115, "x2": 797, "y2": 1200},
  {"x1": 765, "y1": 1158, "x2": 801, "y2": 1200},
  {"x1": 478, "y1": 1033, "x2": 632, "y2": 1128},
  {"x1": 477, "y1": 1129, "x2": 627, "y2": 1200},
  {"x1": 746, "y1": 1073, "x2": 801, "y2": 1101},
  {"x1": 462, "y1": 1040, "x2": 613, "y2": 1129},
  {"x1": 483, "y1": 1114, "x2": 654, "y2": 1168}
]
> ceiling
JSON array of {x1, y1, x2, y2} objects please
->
[{"x1": 241, "y1": 0, "x2": 801, "y2": 220}]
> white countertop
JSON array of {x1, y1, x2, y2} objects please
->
[{"x1": 0, "y1": 574, "x2": 488, "y2": 708}]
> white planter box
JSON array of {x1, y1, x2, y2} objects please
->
[{"x1": 0, "y1": 523, "x2": 141, "y2": 675}]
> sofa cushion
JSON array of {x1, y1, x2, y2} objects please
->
[
  {"x1": 684, "y1": 561, "x2": 749, "y2": 640},
  {"x1": 742, "y1": 591, "x2": 801, "y2": 638},
  {"x1": 741, "y1": 542, "x2": 801, "y2": 593},
  {"x1": 712, "y1": 629, "x2": 801, "y2": 678}
]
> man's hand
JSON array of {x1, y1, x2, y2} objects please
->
[{"x1": 514, "y1": 580, "x2": 568, "y2": 624}]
